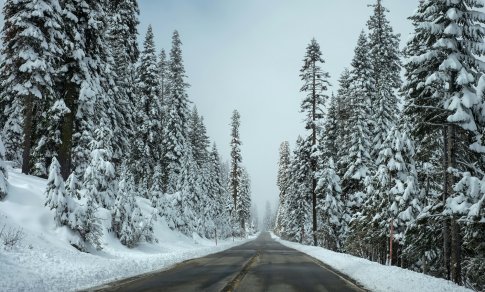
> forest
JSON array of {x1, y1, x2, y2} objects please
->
[
  {"x1": 274, "y1": 0, "x2": 484, "y2": 290},
  {"x1": 0, "y1": 0, "x2": 253, "y2": 251},
  {"x1": 0, "y1": 0, "x2": 483, "y2": 291}
]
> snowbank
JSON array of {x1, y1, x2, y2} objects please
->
[
  {"x1": 0, "y1": 170, "x2": 251, "y2": 292},
  {"x1": 271, "y1": 233, "x2": 471, "y2": 292}
]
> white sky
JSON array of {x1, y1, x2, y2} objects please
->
[{"x1": 139, "y1": 0, "x2": 423, "y2": 218}]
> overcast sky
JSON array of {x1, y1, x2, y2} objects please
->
[
  {"x1": 0, "y1": 0, "x2": 425, "y2": 219},
  {"x1": 137, "y1": 0, "x2": 423, "y2": 218}
]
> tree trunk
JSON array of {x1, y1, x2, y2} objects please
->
[
  {"x1": 443, "y1": 126, "x2": 451, "y2": 280},
  {"x1": 451, "y1": 217, "x2": 462, "y2": 284},
  {"x1": 58, "y1": 82, "x2": 77, "y2": 180},
  {"x1": 446, "y1": 125, "x2": 462, "y2": 284},
  {"x1": 21, "y1": 94, "x2": 34, "y2": 174}
]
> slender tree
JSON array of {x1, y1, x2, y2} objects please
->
[
  {"x1": 299, "y1": 38, "x2": 331, "y2": 246},
  {"x1": 367, "y1": 0, "x2": 401, "y2": 158},
  {"x1": 132, "y1": 25, "x2": 162, "y2": 193},
  {"x1": 164, "y1": 30, "x2": 191, "y2": 193},
  {"x1": 230, "y1": 110, "x2": 242, "y2": 222},
  {"x1": 275, "y1": 141, "x2": 291, "y2": 234},
  {"x1": 342, "y1": 31, "x2": 373, "y2": 214}
]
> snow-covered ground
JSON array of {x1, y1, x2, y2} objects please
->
[
  {"x1": 0, "y1": 170, "x2": 252, "y2": 292},
  {"x1": 271, "y1": 233, "x2": 471, "y2": 292}
]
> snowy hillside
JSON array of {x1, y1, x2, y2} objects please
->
[
  {"x1": 271, "y1": 233, "x2": 471, "y2": 292},
  {"x1": 0, "y1": 169, "x2": 251, "y2": 292}
]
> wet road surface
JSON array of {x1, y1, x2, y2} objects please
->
[{"x1": 91, "y1": 232, "x2": 364, "y2": 292}]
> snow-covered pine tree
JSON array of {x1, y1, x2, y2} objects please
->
[
  {"x1": 150, "y1": 164, "x2": 164, "y2": 211},
  {"x1": 358, "y1": 121, "x2": 421, "y2": 265},
  {"x1": 401, "y1": 0, "x2": 445, "y2": 276},
  {"x1": 315, "y1": 158, "x2": 345, "y2": 251},
  {"x1": 132, "y1": 25, "x2": 162, "y2": 195},
  {"x1": 171, "y1": 144, "x2": 199, "y2": 235},
  {"x1": 188, "y1": 106, "x2": 210, "y2": 168},
  {"x1": 0, "y1": 0, "x2": 64, "y2": 174},
  {"x1": 299, "y1": 38, "x2": 331, "y2": 246},
  {"x1": 1, "y1": 98, "x2": 23, "y2": 165},
  {"x1": 45, "y1": 157, "x2": 69, "y2": 226},
  {"x1": 164, "y1": 30, "x2": 191, "y2": 193},
  {"x1": 321, "y1": 93, "x2": 340, "y2": 163},
  {"x1": 275, "y1": 141, "x2": 291, "y2": 235},
  {"x1": 31, "y1": 99, "x2": 70, "y2": 177},
  {"x1": 159, "y1": 48, "x2": 169, "y2": 106},
  {"x1": 283, "y1": 136, "x2": 312, "y2": 244},
  {"x1": 58, "y1": 0, "x2": 117, "y2": 180},
  {"x1": 105, "y1": 0, "x2": 140, "y2": 165},
  {"x1": 237, "y1": 167, "x2": 251, "y2": 233},
  {"x1": 335, "y1": 68, "x2": 353, "y2": 179},
  {"x1": 341, "y1": 31, "x2": 374, "y2": 215},
  {"x1": 403, "y1": 0, "x2": 485, "y2": 284},
  {"x1": 71, "y1": 193, "x2": 102, "y2": 250},
  {"x1": 367, "y1": 0, "x2": 401, "y2": 159},
  {"x1": 208, "y1": 144, "x2": 232, "y2": 238},
  {"x1": 112, "y1": 169, "x2": 154, "y2": 248},
  {"x1": 229, "y1": 109, "x2": 243, "y2": 223},
  {"x1": 0, "y1": 135, "x2": 8, "y2": 200},
  {"x1": 82, "y1": 127, "x2": 117, "y2": 209}
]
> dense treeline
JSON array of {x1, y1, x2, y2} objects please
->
[
  {"x1": 0, "y1": 0, "x2": 252, "y2": 250},
  {"x1": 274, "y1": 0, "x2": 485, "y2": 289}
]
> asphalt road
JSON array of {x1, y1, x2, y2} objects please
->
[{"x1": 92, "y1": 232, "x2": 364, "y2": 292}]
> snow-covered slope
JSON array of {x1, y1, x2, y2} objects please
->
[
  {"x1": 271, "y1": 233, "x2": 471, "y2": 292},
  {"x1": 0, "y1": 170, "x2": 250, "y2": 292}
]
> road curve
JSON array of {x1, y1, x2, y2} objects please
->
[{"x1": 90, "y1": 232, "x2": 365, "y2": 292}]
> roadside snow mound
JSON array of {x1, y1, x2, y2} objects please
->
[
  {"x1": 271, "y1": 233, "x2": 471, "y2": 292},
  {"x1": 0, "y1": 170, "x2": 250, "y2": 292}
]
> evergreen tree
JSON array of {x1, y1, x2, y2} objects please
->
[
  {"x1": 132, "y1": 25, "x2": 162, "y2": 193},
  {"x1": 71, "y1": 194, "x2": 102, "y2": 250},
  {"x1": 0, "y1": 0, "x2": 64, "y2": 174},
  {"x1": 150, "y1": 164, "x2": 164, "y2": 211},
  {"x1": 44, "y1": 157, "x2": 69, "y2": 226},
  {"x1": 403, "y1": 0, "x2": 485, "y2": 284},
  {"x1": 164, "y1": 30, "x2": 191, "y2": 193},
  {"x1": 112, "y1": 171, "x2": 154, "y2": 248},
  {"x1": 358, "y1": 122, "x2": 421, "y2": 264},
  {"x1": 188, "y1": 106, "x2": 210, "y2": 168},
  {"x1": 0, "y1": 135, "x2": 8, "y2": 200},
  {"x1": 283, "y1": 136, "x2": 312, "y2": 244},
  {"x1": 237, "y1": 167, "x2": 251, "y2": 232},
  {"x1": 315, "y1": 158, "x2": 345, "y2": 251},
  {"x1": 341, "y1": 31, "x2": 373, "y2": 212},
  {"x1": 335, "y1": 68, "x2": 353, "y2": 179},
  {"x1": 59, "y1": 0, "x2": 118, "y2": 180},
  {"x1": 321, "y1": 93, "x2": 340, "y2": 163},
  {"x1": 208, "y1": 144, "x2": 232, "y2": 238},
  {"x1": 299, "y1": 38, "x2": 331, "y2": 246},
  {"x1": 1, "y1": 99, "x2": 23, "y2": 164},
  {"x1": 229, "y1": 110, "x2": 243, "y2": 224},
  {"x1": 105, "y1": 0, "x2": 140, "y2": 165},
  {"x1": 275, "y1": 141, "x2": 291, "y2": 235},
  {"x1": 367, "y1": 0, "x2": 401, "y2": 158},
  {"x1": 158, "y1": 48, "x2": 169, "y2": 106},
  {"x1": 82, "y1": 127, "x2": 117, "y2": 209}
]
